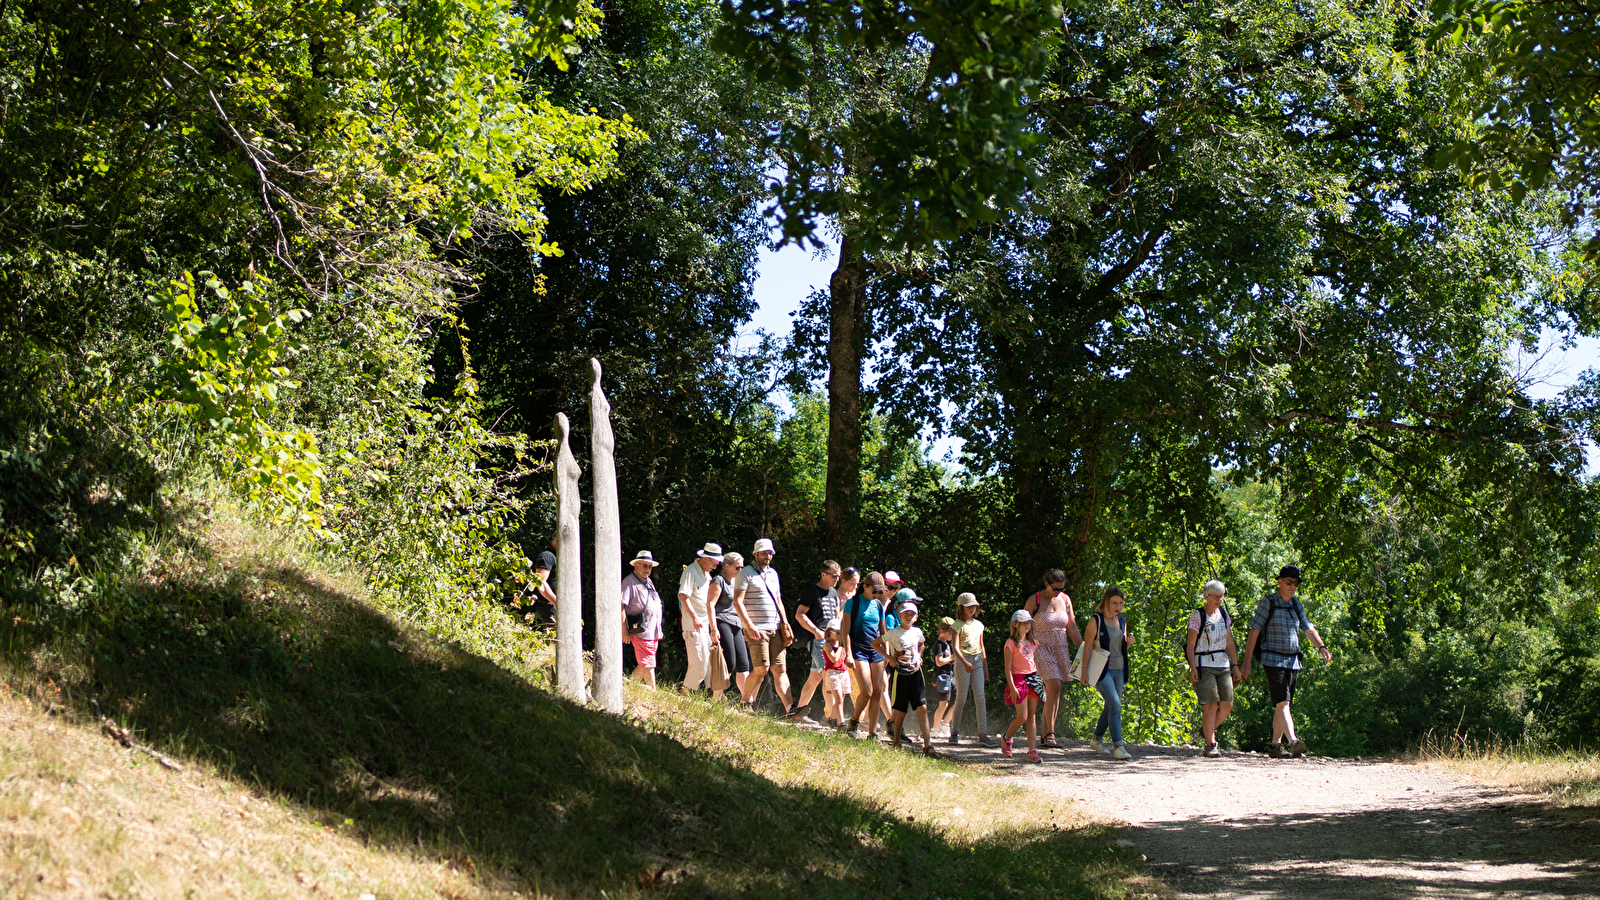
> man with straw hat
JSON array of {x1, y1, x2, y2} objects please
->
[
  {"x1": 622, "y1": 550, "x2": 664, "y2": 687},
  {"x1": 678, "y1": 543, "x2": 724, "y2": 694}
]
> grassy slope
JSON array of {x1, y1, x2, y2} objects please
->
[{"x1": 1, "y1": 504, "x2": 1155, "y2": 899}]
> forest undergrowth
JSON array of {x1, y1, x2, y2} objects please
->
[{"x1": 0, "y1": 496, "x2": 1155, "y2": 899}]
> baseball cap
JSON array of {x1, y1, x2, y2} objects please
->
[{"x1": 1011, "y1": 609, "x2": 1032, "y2": 623}]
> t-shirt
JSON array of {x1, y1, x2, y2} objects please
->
[
  {"x1": 1103, "y1": 616, "x2": 1126, "y2": 670},
  {"x1": 885, "y1": 625, "x2": 925, "y2": 673},
  {"x1": 1187, "y1": 607, "x2": 1231, "y2": 670},
  {"x1": 796, "y1": 583, "x2": 839, "y2": 641},
  {"x1": 934, "y1": 639, "x2": 954, "y2": 676},
  {"x1": 677, "y1": 564, "x2": 712, "y2": 632},
  {"x1": 712, "y1": 574, "x2": 740, "y2": 626},
  {"x1": 534, "y1": 550, "x2": 557, "y2": 606},
  {"x1": 735, "y1": 564, "x2": 783, "y2": 633},
  {"x1": 844, "y1": 594, "x2": 884, "y2": 649},
  {"x1": 958, "y1": 618, "x2": 985, "y2": 658},
  {"x1": 1005, "y1": 638, "x2": 1037, "y2": 675},
  {"x1": 822, "y1": 640, "x2": 848, "y2": 671}
]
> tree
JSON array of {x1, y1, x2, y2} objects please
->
[
  {"x1": 1431, "y1": 0, "x2": 1600, "y2": 254},
  {"x1": 848, "y1": 0, "x2": 1589, "y2": 586}
]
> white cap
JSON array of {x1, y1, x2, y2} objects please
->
[{"x1": 1010, "y1": 609, "x2": 1032, "y2": 623}]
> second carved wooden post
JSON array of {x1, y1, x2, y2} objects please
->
[
  {"x1": 589, "y1": 359, "x2": 623, "y2": 713},
  {"x1": 553, "y1": 412, "x2": 586, "y2": 702}
]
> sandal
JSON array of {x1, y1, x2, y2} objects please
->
[
  {"x1": 923, "y1": 746, "x2": 942, "y2": 759},
  {"x1": 1040, "y1": 733, "x2": 1060, "y2": 749}
]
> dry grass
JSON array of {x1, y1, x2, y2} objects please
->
[
  {"x1": 1413, "y1": 739, "x2": 1600, "y2": 807},
  {"x1": 0, "y1": 499, "x2": 1156, "y2": 899},
  {"x1": 0, "y1": 689, "x2": 496, "y2": 900}
]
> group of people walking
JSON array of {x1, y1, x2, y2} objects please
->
[{"x1": 546, "y1": 538, "x2": 1332, "y2": 761}]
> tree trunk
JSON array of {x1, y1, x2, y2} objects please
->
[
  {"x1": 553, "y1": 412, "x2": 586, "y2": 702},
  {"x1": 824, "y1": 233, "x2": 867, "y2": 558},
  {"x1": 589, "y1": 359, "x2": 623, "y2": 713}
]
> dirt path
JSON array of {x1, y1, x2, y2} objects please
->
[{"x1": 938, "y1": 737, "x2": 1600, "y2": 899}]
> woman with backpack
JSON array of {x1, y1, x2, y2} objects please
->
[
  {"x1": 1186, "y1": 580, "x2": 1238, "y2": 757},
  {"x1": 1079, "y1": 586, "x2": 1136, "y2": 760}
]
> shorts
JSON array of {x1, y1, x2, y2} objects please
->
[
  {"x1": 630, "y1": 636, "x2": 660, "y2": 669},
  {"x1": 748, "y1": 630, "x2": 787, "y2": 669},
  {"x1": 811, "y1": 640, "x2": 826, "y2": 671},
  {"x1": 1010, "y1": 672, "x2": 1043, "y2": 703},
  {"x1": 890, "y1": 668, "x2": 926, "y2": 712},
  {"x1": 1196, "y1": 668, "x2": 1234, "y2": 705},
  {"x1": 1265, "y1": 665, "x2": 1298, "y2": 705},
  {"x1": 852, "y1": 641, "x2": 885, "y2": 664},
  {"x1": 825, "y1": 668, "x2": 851, "y2": 695}
]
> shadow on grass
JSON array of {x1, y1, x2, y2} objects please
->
[{"x1": 2, "y1": 554, "x2": 1139, "y2": 898}]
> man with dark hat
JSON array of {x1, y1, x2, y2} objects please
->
[{"x1": 1239, "y1": 565, "x2": 1332, "y2": 758}]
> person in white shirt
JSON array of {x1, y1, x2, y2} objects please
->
[
  {"x1": 678, "y1": 543, "x2": 723, "y2": 694},
  {"x1": 874, "y1": 598, "x2": 939, "y2": 757},
  {"x1": 1186, "y1": 580, "x2": 1239, "y2": 757}
]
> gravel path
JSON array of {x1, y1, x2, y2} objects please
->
[{"x1": 934, "y1": 736, "x2": 1600, "y2": 899}]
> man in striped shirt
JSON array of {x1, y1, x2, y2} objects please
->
[{"x1": 734, "y1": 538, "x2": 793, "y2": 714}]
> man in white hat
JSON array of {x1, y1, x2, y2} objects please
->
[
  {"x1": 678, "y1": 543, "x2": 724, "y2": 694},
  {"x1": 733, "y1": 537, "x2": 794, "y2": 714},
  {"x1": 622, "y1": 551, "x2": 664, "y2": 687}
]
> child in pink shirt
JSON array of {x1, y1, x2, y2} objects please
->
[{"x1": 1002, "y1": 609, "x2": 1044, "y2": 762}]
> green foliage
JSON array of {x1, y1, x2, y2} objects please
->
[
  {"x1": 716, "y1": 0, "x2": 1063, "y2": 248},
  {"x1": 155, "y1": 272, "x2": 324, "y2": 530},
  {"x1": 1430, "y1": 0, "x2": 1600, "y2": 254}
]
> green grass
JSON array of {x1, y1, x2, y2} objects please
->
[{"x1": 1, "y1": 500, "x2": 1154, "y2": 898}]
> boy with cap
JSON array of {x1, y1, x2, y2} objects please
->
[
  {"x1": 1239, "y1": 565, "x2": 1332, "y2": 758},
  {"x1": 874, "y1": 595, "x2": 939, "y2": 757}
]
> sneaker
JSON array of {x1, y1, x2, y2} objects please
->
[
  {"x1": 1000, "y1": 737, "x2": 1014, "y2": 757},
  {"x1": 796, "y1": 715, "x2": 819, "y2": 726},
  {"x1": 978, "y1": 735, "x2": 998, "y2": 748},
  {"x1": 1026, "y1": 749, "x2": 1042, "y2": 763},
  {"x1": 1089, "y1": 737, "x2": 1105, "y2": 755},
  {"x1": 1205, "y1": 741, "x2": 1222, "y2": 758},
  {"x1": 947, "y1": 732, "x2": 960, "y2": 746},
  {"x1": 847, "y1": 719, "x2": 860, "y2": 735},
  {"x1": 1288, "y1": 738, "x2": 1307, "y2": 758},
  {"x1": 1112, "y1": 745, "x2": 1133, "y2": 761},
  {"x1": 1268, "y1": 741, "x2": 1286, "y2": 758}
]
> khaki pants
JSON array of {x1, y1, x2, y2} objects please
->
[{"x1": 682, "y1": 627, "x2": 712, "y2": 690}]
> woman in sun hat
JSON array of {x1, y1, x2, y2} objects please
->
[{"x1": 622, "y1": 550, "x2": 664, "y2": 687}]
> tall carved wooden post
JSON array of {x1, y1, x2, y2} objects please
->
[
  {"x1": 553, "y1": 413, "x2": 586, "y2": 702},
  {"x1": 590, "y1": 359, "x2": 623, "y2": 713}
]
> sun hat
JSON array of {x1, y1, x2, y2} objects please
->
[
  {"x1": 883, "y1": 570, "x2": 904, "y2": 586},
  {"x1": 753, "y1": 538, "x2": 775, "y2": 554},
  {"x1": 696, "y1": 542, "x2": 724, "y2": 561},
  {"x1": 1276, "y1": 565, "x2": 1302, "y2": 581},
  {"x1": 957, "y1": 592, "x2": 978, "y2": 608},
  {"x1": 1010, "y1": 609, "x2": 1033, "y2": 623},
  {"x1": 630, "y1": 550, "x2": 661, "y2": 567},
  {"x1": 937, "y1": 616, "x2": 957, "y2": 630}
]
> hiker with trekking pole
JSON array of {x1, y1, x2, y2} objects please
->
[{"x1": 1238, "y1": 566, "x2": 1332, "y2": 758}]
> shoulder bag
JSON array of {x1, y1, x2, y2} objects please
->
[
  {"x1": 756, "y1": 570, "x2": 793, "y2": 647},
  {"x1": 1072, "y1": 612, "x2": 1111, "y2": 688}
]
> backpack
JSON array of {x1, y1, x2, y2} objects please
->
[
  {"x1": 1251, "y1": 597, "x2": 1305, "y2": 664},
  {"x1": 1192, "y1": 605, "x2": 1231, "y2": 667}
]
